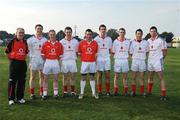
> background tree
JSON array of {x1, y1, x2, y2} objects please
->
[{"x1": 107, "y1": 29, "x2": 119, "y2": 41}]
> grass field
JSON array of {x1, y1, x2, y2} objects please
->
[{"x1": 0, "y1": 47, "x2": 180, "y2": 120}]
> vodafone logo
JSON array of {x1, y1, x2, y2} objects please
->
[
  {"x1": 51, "y1": 48, "x2": 56, "y2": 53},
  {"x1": 87, "y1": 47, "x2": 92, "y2": 52},
  {"x1": 19, "y1": 48, "x2": 24, "y2": 53}
]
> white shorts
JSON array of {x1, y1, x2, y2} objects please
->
[
  {"x1": 148, "y1": 58, "x2": 164, "y2": 72},
  {"x1": 80, "y1": 62, "x2": 96, "y2": 74},
  {"x1": 29, "y1": 57, "x2": 44, "y2": 70},
  {"x1": 96, "y1": 58, "x2": 111, "y2": 71},
  {"x1": 61, "y1": 60, "x2": 77, "y2": 73},
  {"x1": 114, "y1": 59, "x2": 129, "y2": 73},
  {"x1": 131, "y1": 59, "x2": 146, "y2": 72},
  {"x1": 43, "y1": 59, "x2": 60, "y2": 75}
]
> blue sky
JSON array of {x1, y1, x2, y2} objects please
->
[{"x1": 0, "y1": 0, "x2": 179, "y2": 39}]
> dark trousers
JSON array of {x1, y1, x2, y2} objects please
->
[{"x1": 8, "y1": 59, "x2": 27, "y2": 101}]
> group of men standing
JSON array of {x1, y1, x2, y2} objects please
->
[{"x1": 5, "y1": 24, "x2": 167, "y2": 105}]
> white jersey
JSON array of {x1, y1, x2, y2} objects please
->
[
  {"x1": 94, "y1": 36, "x2": 112, "y2": 59},
  {"x1": 148, "y1": 37, "x2": 167, "y2": 60},
  {"x1": 129, "y1": 40, "x2": 149, "y2": 60},
  {"x1": 27, "y1": 35, "x2": 47, "y2": 58},
  {"x1": 60, "y1": 38, "x2": 79, "y2": 60},
  {"x1": 112, "y1": 39, "x2": 130, "y2": 59}
]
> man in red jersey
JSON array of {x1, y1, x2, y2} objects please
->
[
  {"x1": 41, "y1": 29, "x2": 63, "y2": 100},
  {"x1": 78, "y1": 29, "x2": 99, "y2": 99},
  {"x1": 5, "y1": 28, "x2": 28, "y2": 105}
]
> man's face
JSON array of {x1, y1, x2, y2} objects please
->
[
  {"x1": 99, "y1": 27, "x2": 106, "y2": 36},
  {"x1": 16, "y1": 29, "x2": 25, "y2": 40},
  {"x1": 49, "y1": 31, "x2": 56, "y2": 40},
  {"x1": 65, "y1": 29, "x2": 72, "y2": 38},
  {"x1": 35, "y1": 26, "x2": 43, "y2": 35},
  {"x1": 118, "y1": 30, "x2": 125, "y2": 37},
  {"x1": 150, "y1": 29, "x2": 157, "y2": 38},
  {"x1": 136, "y1": 31, "x2": 143, "y2": 40},
  {"x1": 85, "y1": 31, "x2": 93, "y2": 41}
]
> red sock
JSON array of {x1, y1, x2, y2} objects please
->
[
  {"x1": 63, "y1": 86, "x2": 67, "y2": 93},
  {"x1": 71, "y1": 85, "x2": 75, "y2": 92},
  {"x1": 124, "y1": 86, "x2": 128, "y2": 93},
  {"x1": 148, "y1": 83, "x2": 153, "y2": 94},
  {"x1": 106, "y1": 83, "x2": 110, "y2": 93},
  {"x1": 98, "y1": 84, "x2": 102, "y2": 93},
  {"x1": 140, "y1": 85, "x2": 145, "y2": 94},
  {"x1": 114, "y1": 85, "x2": 118, "y2": 93},
  {"x1": 132, "y1": 84, "x2": 136, "y2": 93},
  {"x1": 162, "y1": 90, "x2": 166, "y2": 97},
  {"x1": 30, "y1": 88, "x2": 34, "y2": 94},
  {"x1": 40, "y1": 86, "x2": 43, "y2": 95}
]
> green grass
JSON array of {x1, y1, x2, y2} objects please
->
[{"x1": 0, "y1": 47, "x2": 180, "y2": 120}]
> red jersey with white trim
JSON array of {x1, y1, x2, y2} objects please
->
[
  {"x1": 78, "y1": 40, "x2": 98, "y2": 62},
  {"x1": 5, "y1": 39, "x2": 28, "y2": 61},
  {"x1": 41, "y1": 40, "x2": 63, "y2": 60}
]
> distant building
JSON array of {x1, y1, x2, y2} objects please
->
[{"x1": 172, "y1": 37, "x2": 180, "y2": 48}]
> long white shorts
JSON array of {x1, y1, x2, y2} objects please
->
[
  {"x1": 114, "y1": 59, "x2": 129, "y2": 73},
  {"x1": 29, "y1": 57, "x2": 44, "y2": 70},
  {"x1": 43, "y1": 59, "x2": 60, "y2": 75},
  {"x1": 131, "y1": 59, "x2": 146, "y2": 72},
  {"x1": 148, "y1": 58, "x2": 164, "y2": 72},
  {"x1": 80, "y1": 62, "x2": 96, "y2": 74},
  {"x1": 61, "y1": 60, "x2": 77, "y2": 73},
  {"x1": 96, "y1": 58, "x2": 111, "y2": 71}
]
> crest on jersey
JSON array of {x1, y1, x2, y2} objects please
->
[
  {"x1": 151, "y1": 45, "x2": 153, "y2": 48},
  {"x1": 139, "y1": 47, "x2": 141, "y2": 50},
  {"x1": 68, "y1": 46, "x2": 71, "y2": 49},
  {"x1": 103, "y1": 44, "x2": 105, "y2": 47},
  {"x1": 51, "y1": 48, "x2": 56, "y2": 53},
  {"x1": 121, "y1": 46, "x2": 123, "y2": 49}
]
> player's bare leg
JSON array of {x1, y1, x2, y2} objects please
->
[
  {"x1": 105, "y1": 70, "x2": 111, "y2": 96},
  {"x1": 123, "y1": 73, "x2": 128, "y2": 96},
  {"x1": 140, "y1": 72, "x2": 146, "y2": 97},
  {"x1": 29, "y1": 70, "x2": 37, "y2": 99},
  {"x1": 148, "y1": 71, "x2": 154, "y2": 95},
  {"x1": 53, "y1": 74, "x2": 59, "y2": 99},
  {"x1": 157, "y1": 71, "x2": 167, "y2": 100},
  {"x1": 42, "y1": 75, "x2": 48, "y2": 100},
  {"x1": 131, "y1": 71, "x2": 137, "y2": 96},
  {"x1": 62, "y1": 73, "x2": 68, "y2": 97},
  {"x1": 70, "y1": 72, "x2": 76, "y2": 96},
  {"x1": 38, "y1": 70, "x2": 44, "y2": 96},
  {"x1": 97, "y1": 71, "x2": 103, "y2": 95},
  {"x1": 114, "y1": 72, "x2": 119, "y2": 96}
]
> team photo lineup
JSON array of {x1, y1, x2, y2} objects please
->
[{"x1": 5, "y1": 24, "x2": 168, "y2": 105}]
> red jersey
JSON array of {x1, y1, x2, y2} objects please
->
[
  {"x1": 41, "y1": 40, "x2": 63, "y2": 60},
  {"x1": 5, "y1": 38, "x2": 28, "y2": 61},
  {"x1": 78, "y1": 40, "x2": 98, "y2": 62}
]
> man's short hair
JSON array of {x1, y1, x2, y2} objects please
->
[
  {"x1": 64, "y1": 26, "x2": 72, "y2": 32},
  {"x1": 35, "y1": 24, "x2": 43, "y2": 29},
  {"x1": 85, "y1": 29, "x2": 93, "y2": 34},
  {"x1": 150, "y1": 26, "x2": 157, "y2": 32},
  {"x1": 135, "y1": 29, "x2": 143, "y2": 34},
  {"x1": 99, "y1": 24, "x2": 106, "y2": 30}
]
